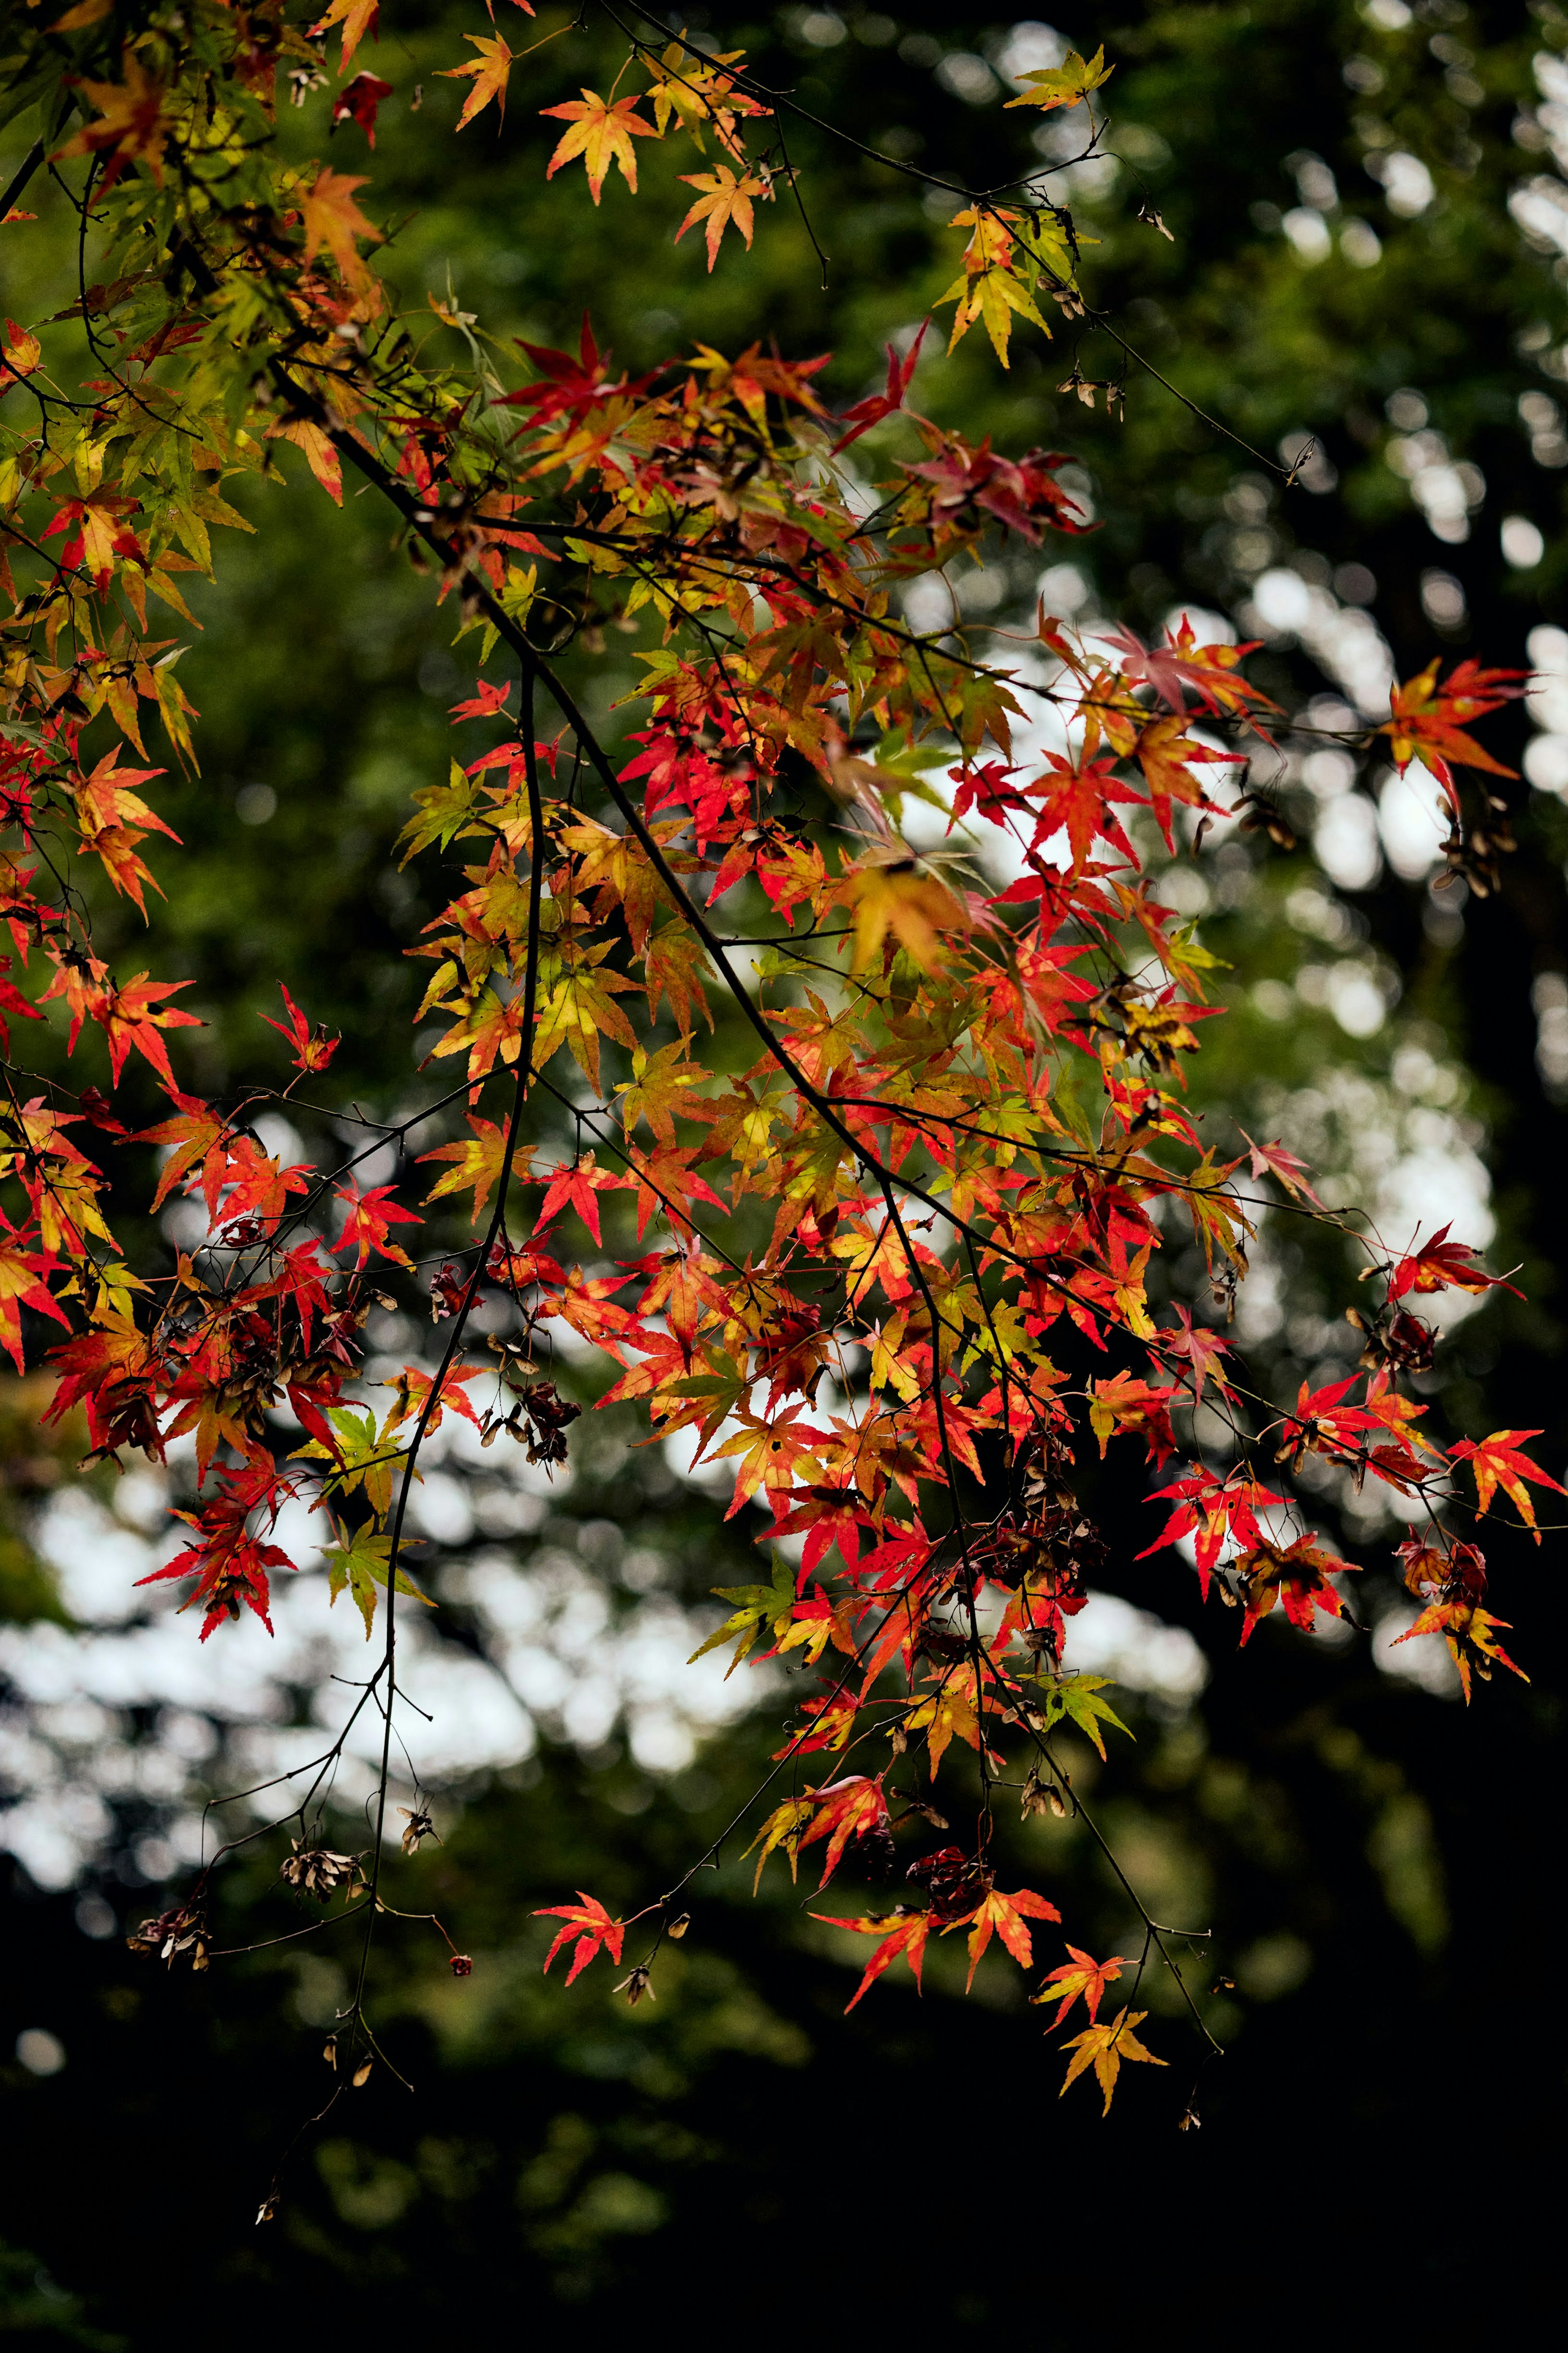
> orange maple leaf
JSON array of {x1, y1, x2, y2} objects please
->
[
  {"x1": 441, "y1": 32, "x2": 516, "y2": 131},
  {"x1": 298, "y1": 167, "x2": 383, "y2": 281},
  {"x1": 541, "y1": 89, "x2": 659, "y2": 204},
  {"x1": 54, "y1": 51, "x2": 169, "y2": 190},
  {"x1": 955, "y1": 1884, "x2": 1061, "y2": 1991},
  {"x1": 1447, "y1": 1429, "x2": 1565, "y2": 1542},
  {"x1": 675, "y1": 167, "x2": 770, "y2": 269},
  {"x1": 265, "y1": 419, "x2": 343, "y2": 505},
  {"x1": 310, "y1": 0, "x2": 380, "y2": 78},
  {"x1": 1032, "y1": 1945, "x2": 1128, "y2": 2028}
]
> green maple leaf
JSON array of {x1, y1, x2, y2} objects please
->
[
  {"x1": 1032, "y1": 1673, "x2": 1132, "y2": 1761},
  {"x1": 688, "y1": 1554, "x2": 797, "y2": 1677},
  {"x1": 323, "y1": 1520, "x2": 434, "y2": 1639}
]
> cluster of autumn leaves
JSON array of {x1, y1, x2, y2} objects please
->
[{"x1": 0, "y1": 2, "x2": 1554, "y2": 2103}]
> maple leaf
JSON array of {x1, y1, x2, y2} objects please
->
[
  {"x1": 537, "y1": 1153, "x2": 620, "y2": 1245},
  {"x1": 419, "y1": 1115, "x2": 521, "y2": 1225},
  {"x1": 1027, "y1": 752, "x2": 1141, "y2": 875},
  {"x1": 134, "y1": 1094, "x2": 232, "y2": 1218},
  {"x1": 1138, "y1": 1464, "x2": 1283, "y2": 1590},
  {"x1": 809, "y1": 1909, "x2": 931, "y2": 2011},
  {"x1": 620, "y1": 1144, "x2": 727, "y2": 1242},
  {"x1": 956, "y1": 1884, "x2": 1061, "y2": 1991},
  {"x1": 1027, "y1": 1672, "x2": 1131, "y2": 1760},
  {"x1": 713, "y1": 1403, "x2": 826, "y2": 1520},
  {"x1": 1388, "y1": 1222, "x2": 1519, "y2": 1302},
  {"x1": 687, "y1": 1552, "x2": 796, "y2": 1675},
  {"x1": 535, "y1": 1892, "x2": 625, "y2": 1986},
  {"x1": 330, "y1": 1180, "x2": 421, "y2": 1269},
  {"x1": 1381, "y1": 657, "x2": 1524, "y2": 808},
  {"x1": 615, "y1": 1042, "x2": 715, "y2": 1146},
  {"x1": 1238, "y1": 1129, "x2": 1325, "y2": 1209},
  {"x1": 745, "y1": 1796, "x2": 815, "y2": 1891},
  {"x1": 321, "y1": 1519, "x2": 432, "y2": 1636},
  {"x1": 379, "y1": 1361, "x2": 485, "y2": 1438},
  {"x1": 1032, "y1": 1945, "x2": 1128, "y2": 2029},
  {"x1": 1160, "y1": 1305, "x2": 1234, "y2": 1405},
  {"x1": 1088, "y1": 1370, "x2": 1177, "y2": 1464},
  {"x1": 1135, "y1": 717, "x2": 1240, "y2": 852},
  {"x1": 832, "y1": 321, "x2": 929, "y2": 452},
  {"x1": 643, "y1": 929, "x2": 713, "y2": 1037},
  {"x1": 0, "y1": 1229, "x2": 70, "y2": 1375},
  {"x1": 330, "y1": 70, "x2": 394, "y2": 145},
  {"x1": 441, "y1": 33, "x2": 516, "y2": 131},
  {"x1": 261, "y1": 982, "x2": 339, "y2": 1073},
  {"x1": 746, "y1": 1775, "x2": 889, "y2": 1891},
  {"x1": 1448, "y1": 1430, "x2": 1565, "y2": 1541},
  {"x1": 266, "y1": 418, "x2": 343, "y2": 505},
  {"x1": 675, "y1": 167, "x2": 771, "y2": 269},
  {"x1": 54, "y1": 51, "x2": 170, "y2": 190},
  {"x1": 134, "y1": 1462, "x2": 295, "y2": 1640},
  {"x1": 298, "y1": 168, "x2": 383, "y2": 282},
  {"x1": 68, "y1": 971, "x2": 201, "y2": 1088},
  {"x1": 1004, "y1": 44, "x2": 1114, "y2": 111},
  {"x1": 1235, "y1": 1533, "x2": 1357, "y2": 1643},
  {"x1": 902, "y1": 1667, "x2": 986, "y2": 1777},
  {"x1": 0, "y1": 955, "x2": 43, "y2": 1059},
  {"x1": 1, "y1": 320, "x2": 42, "y2": 383},
  {"x1": 540, "y1": 90, "x2": 659, "y2": 204},
  {"x1": 1393, "y1": 1595, "x2": 1528, "y2": 1703},
  {"x1": 1059, "y1": 2007, "x2": 1166, "y2": 2114},
  {"x1": 310, "y1": 0, "x2": 380, "y2": 76},
  {"x1": 845, "y1": 859, "x2": 971, "y2": 972}
]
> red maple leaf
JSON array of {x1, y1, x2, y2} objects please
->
[
  {"x1": 261, "y1": 981, "x2": 340, "y2": 1074},
  {"x1": 832, "y1": 320, "x2": 929, "y2": 451},
  {"x1": 810, "y1": 1908, "x2": 931, "y2": 2011},
  {"x1": 535, "y1": 1892, "x2": 625, "y2": 1985},
  {"x1": 136, "y1": 1461, "x2": 296, "y2": 1640},
  {"x1": 955, "y1": 1883, "x2": 1061, "y2": 1990},
  {"x1": 1388, "y1": 1222, "x2": 1520, "y2": 1301},
  {"x1": 330, "y1": 1180, "x2": 421, "y2": 1268},
  {"x1": 330, "y1": 70, "x2": 394, "y2": 146}
]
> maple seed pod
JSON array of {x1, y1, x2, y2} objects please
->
[
  {"x1": 1178, "y1": 2107, "x2": 1202, "y2": 2133},
  {"x1": 449, "y1": 1954, "x2": 473, "y2": 1977},
  {"x1": 352, "y1": 2059, "x2": 373, "y2": 2088},
  {"x1": 256, "y1": 2196, "x2": 279, "y2": 2226},
  {"x1": 322, "y1": 2034, "x2": 338, "y2": 2069},
  {"x1": 398, "y1": 1805, "x2": 439, "y2": 1856},
  {"x1": 665, "y1": 1914, "x2": 690, "y2": 1940},
  {"x1": 615, "y1": 1964, "x2": 655, "y2": 2006}
]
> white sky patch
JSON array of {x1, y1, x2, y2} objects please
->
[{"x1": 1061, "y1": 1591, "x2": 1208, "y2": 1703}]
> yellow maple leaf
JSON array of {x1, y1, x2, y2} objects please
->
[
  {"x1": 541, "y1": 89, "x2": 659, "y2": 203},
  {"x1": 1003, "y1": 45, "x2": 1114, "y2": 112},
  {"x1": 846, "y1": 860, "x2": 969, "y2": 972},
  {"x1": 55, "y1": 51, "x2": 169, "y2": 190},
  {"x1": 675, "y1": 167, "x2": 770, "y2": 269},
  {"x1": 298, "y1": 167, "x2": 383, "y2": 282},
  {"x1": 441, "y1": 32, "x2": 516, "y2": 132},
  {"x1": 310, "y1": 0, "x2": 381, "y2": 78},
  {"x1": 1059, "y1": 2006, "x2": 1166, "y2": 2113}
]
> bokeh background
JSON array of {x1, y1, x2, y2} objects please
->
[{"x1": 1, "y1": 1, "x2": 1563, "y2": 2337}]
